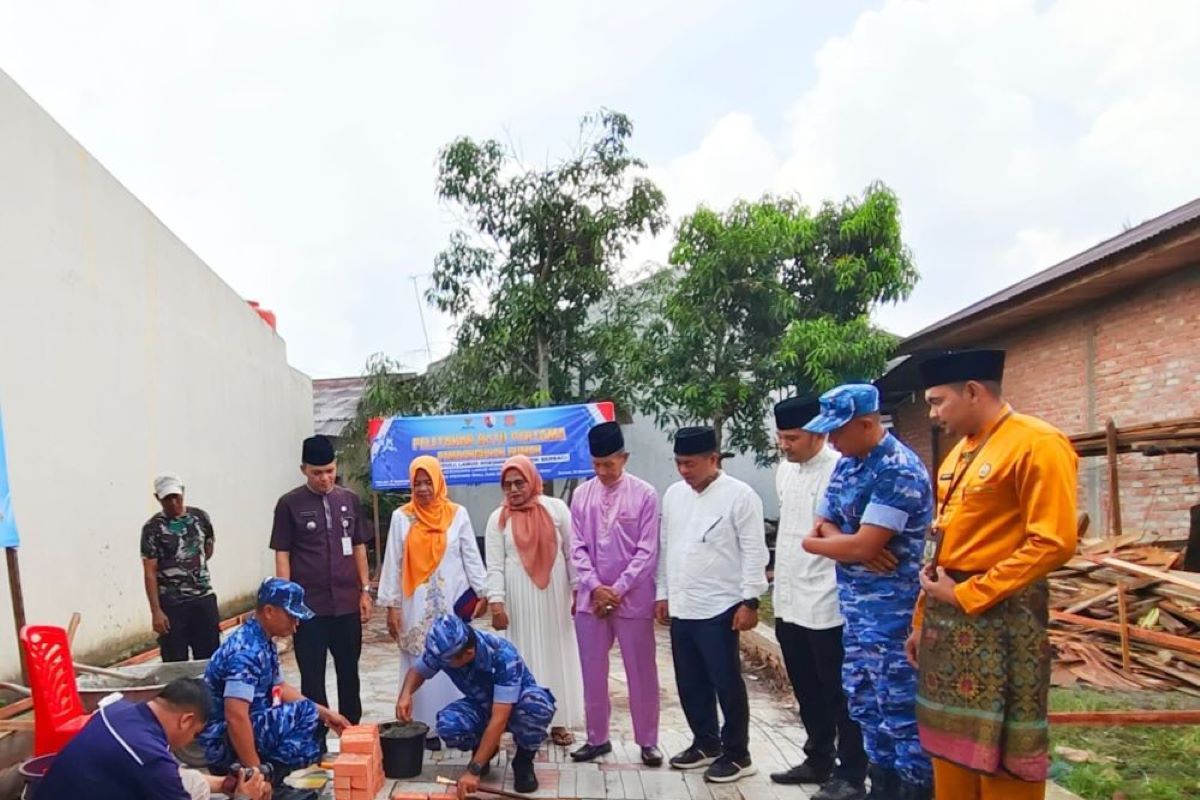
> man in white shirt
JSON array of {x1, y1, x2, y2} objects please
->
[
  {"x1": 654, "y1": 426, "x2": 769, "y2": 784},
  {"x1": 770, "y1": 397, "x2": 868, "y2": 800}
]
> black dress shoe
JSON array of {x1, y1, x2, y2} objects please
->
[
  {"x1": 770, "y1": 760, "x2": 833, "y2": 784},
  {"x1": 570, "y1": 742, "x2": 613, "y2": 762},
  {"x1": 641, "y1": 746, "x2": 664, "y2": 767}
]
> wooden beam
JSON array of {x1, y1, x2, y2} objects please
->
[
  {"x1": 1089, "y1": 555, "x2": 1200, "y2": 593},
  {"x1": 5, "y1": 547, "x2": 27, "y2": 686},
  {"x1": 1052, "y1": 611, "x2": 1200, "y2": 655},
  {"x1": 1116, "y1": 586, "x2": 1131, "y2": 672},
  {"x1": 1106, "y1": 418, "x2": 1122, "y2": 537},
  {"x1": 1050, "y1": 709, "x2": 1200, "y2": 726}
]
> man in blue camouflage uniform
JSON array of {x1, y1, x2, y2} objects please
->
[
  {"x1": 199, "y1": 578, "x2": 351, "y2": 782},
  {"x1": 801, "y1": 384, "x2": 934, "y2": 800},
  {"x1": 396, "y1": 615, "x2": 555, "y2": 798}
]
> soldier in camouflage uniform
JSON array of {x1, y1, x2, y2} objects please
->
[
  {"x1": 199, "y1": 578, "x2": 351, "y2": 779},
  {"x1": 141, "y1": 474, "x2": 220, "y2": 662},
  {"x1": 801, "y1": 385, "x2": 934, "y2": 800},
  {"x1": 396, "y1": 615, "x2": 555, "y2": 797}
]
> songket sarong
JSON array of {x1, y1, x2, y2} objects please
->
[{"x1": 916, "y1": 576, "x2": 1051, "y2": 782}]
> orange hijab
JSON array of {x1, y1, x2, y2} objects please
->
[
  {"x1": 400, "y1": 456, "x2": 458, "y2": 597},
  {"x1": 498, "y1": 455, "x2": 557, "y2": 590}
]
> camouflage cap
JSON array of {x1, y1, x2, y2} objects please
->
[
  {"x1": 257, "y1": 577, "x2": 315, "y2": 620},
  {"x1": 803, "y1": 384, "x2": 881, "y2": 434}
]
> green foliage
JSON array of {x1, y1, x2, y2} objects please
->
[
  {"x1": 427, "y1": 109, "x2": 667, "y2": 412},
  {"x1": 634, "y1": 184, "x2": 915, "y2": 463},
  {"x1": 337, "y1": 353, "x2": 434, "y2": 498}
]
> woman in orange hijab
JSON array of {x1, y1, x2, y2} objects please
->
[
  {"x1": 378, "y1": 455, "x2": 487, "y2": 750},
  {"x1": 484, "y1": 455, "x2": 584, "y2": 745}
]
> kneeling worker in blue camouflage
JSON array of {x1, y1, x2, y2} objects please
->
[
  {"x1": 396, "y1": 615, "x2": 555, "y2": 799},
  {"x1": 801, "y1": 384, "x2": 934, "y2": 800},
  {"x1": 199, "y1": 578, "x2": 352, "y2": 783}
]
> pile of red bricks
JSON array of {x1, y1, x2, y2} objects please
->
[{"x1": 332, "y1": 725, "x2": 386, "y2": 800}]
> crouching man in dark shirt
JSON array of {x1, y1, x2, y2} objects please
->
[{"x1": 38, "y1": 677, "x2": 267, "y2": 800}]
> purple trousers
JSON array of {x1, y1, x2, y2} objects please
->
[{"x1": 575, "y1": 611, "x2": 660, "y2": 747}]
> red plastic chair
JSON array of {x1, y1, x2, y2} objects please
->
[{"x1": 20, "y1": 625, "x2": 93, "y2": 756}]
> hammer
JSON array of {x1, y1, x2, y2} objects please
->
[{"x1": 434, "y1": 774, "x2": 530, "y2": 800}]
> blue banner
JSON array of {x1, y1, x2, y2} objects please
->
[
  {"x1": 370, "y1": 402, "x2": 615, "y2": 490},
  {"x1": 0, "y1": 403, "x2": 19, "y2": 548}
]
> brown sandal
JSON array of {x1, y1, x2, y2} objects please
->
[{"x1": 550, "y1": 727, "x2": 575, "y2": 746}]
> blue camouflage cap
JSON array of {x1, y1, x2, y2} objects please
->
[
  {"x1": 257, "y1": 577, "x2": 315, "y2": 620},
  {"x1": 803, "y1": 384, "x2": 881, "y2": 434},
  {"x1": 425, "y1": 614, "x2": 474, "y2": 664}
]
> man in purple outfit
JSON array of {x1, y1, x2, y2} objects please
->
[{"x1": 569, "y1": 421, "x2": 664, "y2": 767}]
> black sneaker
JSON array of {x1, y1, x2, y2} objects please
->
[
  {"x1": 897, "y1": 782, "x2": 932, "y2": 800},
  {"x1": 669, "y1": 745, "x2": 721, "y2": 770},
  {"x1": 704, "y1": 755, "x2": 756, "y2": 784},
  {"x1": 512, "y1": 749, "x2": 538, "y2": 794},
  {"x1": 813, "y1": 777, "x2": 868, "y2": 800},
  {"x1": 770, "y1": 760, "x2": 833, "y2": 785}
]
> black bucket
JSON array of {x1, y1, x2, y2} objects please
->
[
  {"x1": 379, "y1": 720, "x2": 428, "y2": 779},
  {"x1": 19, "y1": 754, "x2": 55, "y2": 799}
]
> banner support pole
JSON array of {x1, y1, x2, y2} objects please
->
[{"x1": 6, "y1": 547, "x2": 27, "y2": 684}]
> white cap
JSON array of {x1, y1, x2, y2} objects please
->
[{"x1": 154, "y1": 474, "x2": 185, "y2": 499}]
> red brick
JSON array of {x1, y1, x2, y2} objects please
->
[{"x1": 892, "y1": 266, "x2": 1199, "y2": 538}]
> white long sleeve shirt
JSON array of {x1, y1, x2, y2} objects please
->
[
  {"x1": 773, "y1": 447, "x2": 843, "y2": 629},
  {"x1": 656, "y1": 472, "x2": 770, "y2": 620}
]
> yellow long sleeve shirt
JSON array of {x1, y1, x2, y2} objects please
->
[{"x1": 915, "y1": 405, "x2": 1078, "y2": 625}]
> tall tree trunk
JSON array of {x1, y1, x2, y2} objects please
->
[
  {"x1": 536, "y1": 332, "x2": 554, "y2": 495},
  {"x1": 536, "y1": 333, "x2": 551, "y2": 404}
]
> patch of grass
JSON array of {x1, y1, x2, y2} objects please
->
[
  {"x1": 759, "y1": 591, "x2": 774, "y2": 624},
  {"x1": 1049, "y1": 688, "x2": 1200, "y2": 800}
]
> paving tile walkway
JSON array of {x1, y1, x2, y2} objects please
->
[{"x1": 282, "y1": 612, "x2": 821, "y2": 799}]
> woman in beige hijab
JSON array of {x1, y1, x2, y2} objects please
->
[{"x1": 485, "y1": 455, "x2": 584, "y2": 745}]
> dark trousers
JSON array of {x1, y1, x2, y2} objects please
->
[
  {"x1": 776, "y1": 620, "x2": 867, "y2": 781},
  {"x1": 670, "y1": 605, "x2": 750, "y2": 762},
  {"x1": 292, "y1": 613, "x2": 362, "y2": 724},
  {"x1": 159, "y1": 594, "x2": 221, "y2": 662}
]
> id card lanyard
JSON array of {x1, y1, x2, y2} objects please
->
[{"x1": 922, "y1": 409, "x2": 1013, "y2": 574}]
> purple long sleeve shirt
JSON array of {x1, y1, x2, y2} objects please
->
[{"x1": 570, "y1": 473, "x2": 660, "y2": 619}]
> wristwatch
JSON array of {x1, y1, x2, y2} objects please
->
[
  {"x1": 741, "y1": 597, "x2": 761, "y2": 611},
  {"x1": 467, "y1": 760, "x2": 485, "y2": 776}
]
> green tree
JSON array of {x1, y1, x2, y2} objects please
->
[
  {"x1": 337, "y1": 353, "x2": 434, "y2": 495},
  {"x1": 427, "y1": 110, "x2": 667, "y2": 412},
  {"x1": 636, "y1": 184, "x2": 915, "y2": 463}
]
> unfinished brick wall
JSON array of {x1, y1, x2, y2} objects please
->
[{"x1": 893, "y1": 266, "x2": 1200, "y2": 538}]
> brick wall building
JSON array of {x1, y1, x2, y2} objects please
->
[{"x1": 882, "y1": 199, "x2": 1200, "y2": 539}]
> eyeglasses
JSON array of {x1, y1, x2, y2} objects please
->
[{"x1": 501, "y1": 479, "x2": 528, "y2": 491}]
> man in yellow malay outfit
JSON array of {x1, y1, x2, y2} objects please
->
[{"x1": 907, "y1": 349, "x2": 1078, "y2": 800}]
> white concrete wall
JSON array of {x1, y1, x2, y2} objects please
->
[{"x1": 0, "y1": 69, "x2": 312, "y2": 676}]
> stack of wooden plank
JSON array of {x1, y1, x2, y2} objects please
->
[
  {"x1": 1049, "y1": 533, "x2": 1200, "y2": 694},
  {"x1": 1069, "y1": 416, "x2": 1200, "y2": 458}
]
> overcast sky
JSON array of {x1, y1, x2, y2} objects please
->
[{"x1": 2, "y1": 0, "x2": 1197, "y2": 378}]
